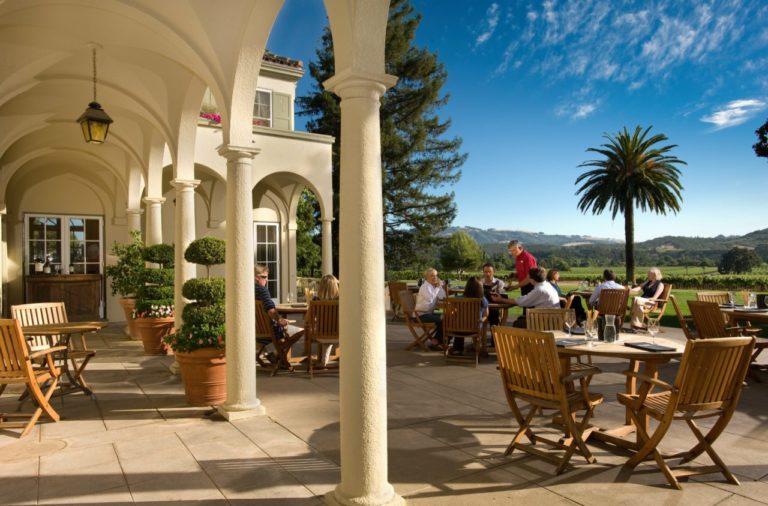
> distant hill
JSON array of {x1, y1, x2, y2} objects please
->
[{"x1": 440, "y1": 226, "x2": 623, "y2": 247}]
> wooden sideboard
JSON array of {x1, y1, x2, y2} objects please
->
[{"x1": 25, "y1": 274, "x2": 103, "y2": 321}]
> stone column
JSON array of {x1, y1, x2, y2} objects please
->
[
  {"x1": 217, "y1": 145, "x2": 265, "y2": 420},
  {"x1": 126, "y1": 207, "x2": 142, "y2": 233},
  {"x1": 323, "y1": 72, "x2": 402, "y2": 506},
  {"x1": 287, "y1": 222, "x2": 297, "y2": 302},
  {"x1": 142, "y1": 197, "x2": 165, "y2": 245},
  {"x1": 170, "y1": 179, "x2": 200, "y2": 329},
  {"x1": 0, "y1": 203, "x2": 5, "y2": 315},
  {"x1": 321, "y1": 217, "x2": 333, "y2": 276}
]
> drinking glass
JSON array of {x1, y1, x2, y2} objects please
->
[
  {"x1": 748, "y1": 293, "x2": 757, "y2": 309},
  {"x1": 728, "y1": 292, "x2": 735, "y2": 307},
  {"x1": 286, "y1": 292, "x2": 293, "y2": 304},
  {"x1": 564, "y1": 310, "x2": 576, "y2": 337},
  {"x1": 647, "y1": 318, "x2": 659, "y2": 345},
  {"x1": 584, "y1": 319, "x2": 596, "y2": 347}
]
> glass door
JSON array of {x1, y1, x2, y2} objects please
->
[{"x1": 254, "y1": 222, "x2": 280, "y2": 299}]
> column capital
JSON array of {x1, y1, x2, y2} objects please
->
[
  {"x1": 323, "y1": 69, "x2": 398, "y2": 100},
  {"x1": 321, "y1": 217, "x2": 335, "y2": 223},
  {"x1": 0, "y1": 202, "x2": 7, "y2": 215},
  {"x1": 170, "y1": 179, "x2": 201, "y2": 191},
  {"x1": 126, "y1": 207, "x2": 143, "y2": 216},
  {"x1": 217, "y1": 144, "x2": 260, "y2": 161},
  {"x1": 142, "y1": 196, "x2": 166, "y2": 206}
]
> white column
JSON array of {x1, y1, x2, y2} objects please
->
[
  {"x1": 324, "y1": 72, "x2": 402, "y2": 506},
  {"x1": 142, "y1": 197, "x2": 165, "y2": 246},
  {"x1": 0, "y1": 204, "x2": 6, "y2": 315},
  {"x1": 126, "y1": 207, "x2": 142, "y2": 233},
  {"x1": 170, "y1": 179, "x2": 199, "y2": 330},
  {"x1": 321, "y1": 217, "x2": 333, "y2": 276},
  {"x1": 217, "y1": 145, "x2": 265, "y2": 420},
  {"x1": 287, "y1": 222, "x2": 297, "y2": 302}
]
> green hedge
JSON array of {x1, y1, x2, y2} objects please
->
[{"x1": 182, "y1": 278, "x2": 225, "y2": 303}]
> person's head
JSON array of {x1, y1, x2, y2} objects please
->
[
  {"x1": 529, "y1": 266, "x2": 546, "y2": 284},
  {"x1": 317, "y1": 274, "x2": 339, "y2": 300},
  {"x1": 424, "y1": 268, "x2": 439, "y2": 286},
  {"x1": 546, "y1": 269, "x2": 560, "y2": 283},
  {"x1": 463, "y1": 276, "x2": 484, "y2": 299},
  {"x1": 647, "y1": 267, "x2": 662, "y2": 281},
  {"x1": 507, "y1": 240, "x2": 523, "y2": 257},
  {"x1": 482, "y1": 262, "x2": 495, "y2": 282},
  {"x1": 254, "y1": 264, "x2": 269, "y2": 286},
  {"x1": 603, "y1": 269, "x2": 616, "y2": 282}
]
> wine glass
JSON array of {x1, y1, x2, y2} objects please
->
[
  {"x1": 647, "y1": 318, "x2": 659, "y2": 345},
  {"x1": 584, "y1": 319, "x2": 596, "y2": 347},
  {"x1": 564, "y1": 310, "x2": 576, "y2": 337},
  {"x1": 286, "y1": 292, "x2": 293, "y2": 304},
  {"x1": 728, "y1": 292, "x2": 735, "y2": 307}
]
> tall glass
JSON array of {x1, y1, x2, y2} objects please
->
[
  {"x1": 647, "y1": 318, "x2": 659, "y2": 345},
  {"x1": 585, "y1": 319, "x2": 596, "y2": 347},
  {"x1": 564, "y1": 310, "x2": 576, "y2": 337}
]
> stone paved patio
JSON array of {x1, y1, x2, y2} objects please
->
[{"x1": 1, "y1": 320, "x2": 767, "y2": 505}]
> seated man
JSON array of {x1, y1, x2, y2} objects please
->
[
  {"x1": 588, "y1": 269, "x2": 624, "y2": 308},
  {"x1": 547, "y1": 268, "x2": 587, "y2": 323},
  {"x1": 415, "y1": 267, "x2": 447, "y2": 350},
  {"x1": 255, "y1": 264, "x2": 304, "y2": 362},
  {"x1": 481, "y1": 262, "x2": 507, "y2": 326},
  {"x1": 491, "y1": 267, "x2": 560, "y2": 324}
]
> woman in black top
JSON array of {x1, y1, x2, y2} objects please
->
[{"x1": 629, "y1": 267, "x2": 665, "y2": 329}]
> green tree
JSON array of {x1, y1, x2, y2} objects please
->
[
  {"x1": 297, "y1": 0, "x2": 466, "y2": 271},
  {"x1": 575, "y1": 126, "x2": 686, "y2": 282},
  {"x1": 440, "y1": 231, "x2": 484, "y2": 273},
  {"x1": 296, "y1": 189, "x2": 321, "y2": 277},
  {"x1": 754, "y1": 118, "x2": 768, "y2": 159},
  {"x1": 718, "y1": 247, "x2": 762, "y2": 274}
]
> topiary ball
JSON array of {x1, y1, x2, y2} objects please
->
[
  {"x1": 185, "y1": 236, "x2": 225, "y2": 266},
  {"x1": 143, "y1": 244, "x2": 175, "y2": 267}
]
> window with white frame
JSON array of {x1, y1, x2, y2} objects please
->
[
  {"x1": 253, "y1": 89, "x2": 272, "y2": 127},
  {"x1": 25, "y1": 214, "x2": 103, "y2": 275},
  {"x1": 254, "y1": 222, "x2": 280, "y2": 297}
]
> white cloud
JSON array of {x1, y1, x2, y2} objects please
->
[
  {"x1": 556, "y1": 101, "x2": 599, "y2": 120},
  {"x1": 700, "y1": 99, "x2": 767, "y2": 129},
  {"x1": 475, "y1": 3, "x2": 500, "y2": 47}
]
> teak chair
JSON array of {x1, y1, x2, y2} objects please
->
[
  {"x1": 255, "y1": 300, "x2": 301, "y2": 376},
  {"x1": 493, "y1": 326, "x2": 603, "y2": 474},
  {"x1": 670, "y1": 295, "x2": 696, "y2": 340},
  {"x1": 617, "y1": 336, "x2": 754, "y2": 489},
  {"x1": 640, "y1": 283, "x2": 673, "y2": 325},
  {"x1": 399, "y1": 289, "x2": 436, "y2": 351},
  {"x1": 696, "y1": 291, "x2": 730, "y2": 305},
  {"x1": 388, "y1": 281, "x2": 408, "y2": 321},
  {"x1": 443, "y1": 297, "x2": 486, "y2": 367},
  {"x1": 305, "y1": 299, "x2": 340, "y2": 378},
  {"x1": 0, "y1": 319, "x2": 64, "y2": 438},
  {"x1": 11, "y1": 302, "x2": 95, "y2": 389},
  {"x1": 596, "y1": 288, "x2": 630, "y2": 330}
]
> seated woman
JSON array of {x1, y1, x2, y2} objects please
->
[
  {"x1": 449, "y1": 277, "x2": 489, "y2": 356},
  {"x1": 415, "y1": 267, "x2": 447, "y2": 350},
  {"x1": 311, "y1": 274, "x2": 340, "y2": 364},
  {"x1": 629, "y1": 267, "x2": 665, "y2": 329},
  {"x1": 547, "y1": 269, "x2": 587, "y2": 324}
]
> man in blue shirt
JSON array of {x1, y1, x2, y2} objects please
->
[{"x1": 255, "y1": 265, "x2": 304, "y2": 361}]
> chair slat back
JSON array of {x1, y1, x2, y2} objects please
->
[
  {"x1": 307, "y1": 300, "x2": 339, "y2": 340},
  {"x1": 398, "y1": 290, "x2": 417, "y2": 316},
  {"x1": 11, "y1": 302, "x2": 68, "y2": 349},
  {"x1": 527, "y1": 308, "x2": 567, "y2": 331},
  {"x1": 696, "y1": 292, "x2": 729, "y2": 305},
  {"x1": 670, "y1": 295, "x2": 695, "y2": 340},
  {"x1": 443, "y1": 298, "x2": 483, "y2": 334},
  {"x1": 687, "y1": 300, "x2": 729, "y2": 339},
  {"x1": 674, "y1": 337, "x2": 754, "y2": 411},
  {"x1": 494, "y1": 326, "x2": 562, "y2": 402},
  {"x1": 596, "y1": 288, "x2": 629, "y2": 320},
  {"x1": 254, "y1": 300, "x2": 274, "y2": 340},
  {"x1": 388, "y1": 282, "x2": 408, "y2": 307},
  {"x1": 0, "y1": 319, "x2": 33, "y2": 376}
]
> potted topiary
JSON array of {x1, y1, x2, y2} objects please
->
[
  {"x1": 165, "y1": 236, "x2": 226, "y2": 406},
  {"x1": 133, "y1": 243, "x2": 175, "y2": 355},
  {"x1": 105, "y1": 230, "x2": 144, "y2": 339}
]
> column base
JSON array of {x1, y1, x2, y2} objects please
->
[
  {"x1": 217, "y1": 402, "x2": 266, "y2": 421},
  {"x1": 324, "y1": 487, "x2": 404, "y2": 506}
]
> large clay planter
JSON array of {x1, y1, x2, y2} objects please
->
[
  {"x1": 134, "y1": 317, "x2": 175, "y2": 355},
  {"x1": 175, "y1": 348, "x2": 227, "y2": 406},
  {"x1": 118, "y1": 297, "x2": 139, "y2": 340}
]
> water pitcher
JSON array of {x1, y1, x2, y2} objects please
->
[{"x1": 603, "y1": 314, "x2": 617, "y2": 343}]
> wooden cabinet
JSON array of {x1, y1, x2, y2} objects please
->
[{"x1": 25, "y1": 274, "x2": 103, "y2": 321}]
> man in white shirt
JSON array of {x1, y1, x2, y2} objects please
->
[
  {"x1": 491, "y1": 267, "x2": 560, "y2": 310},
  {"x1": 415, "y1": 267, "x2": 447, "y2": 348},
  {"x1": 589, "y1": 269, "x2": 624, "y2": 307}
]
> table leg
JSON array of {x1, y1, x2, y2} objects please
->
[{"x1": 57, "y1": 333, "x2": 94, "y2": 397}]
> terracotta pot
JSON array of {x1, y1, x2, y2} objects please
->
[
  {"x1": 175, "y1": 348, "x2": 227, "y2": 406},
  {"x1": 118, "y1": 297, "x2": 139, "y2": 340},
  {"x1": 134, "y1": 317, "x2": 175, "y2": 355}
]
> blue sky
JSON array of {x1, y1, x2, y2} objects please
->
[{"x1": 268, "y1": 0, "x2": 768, "y2": 242}]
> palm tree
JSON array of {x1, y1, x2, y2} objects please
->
[{"x1": 575, "y1": 126, "x2": 686, "y2": 282}]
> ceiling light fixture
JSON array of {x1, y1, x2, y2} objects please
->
[{"x1": 77, "y1": 46, "x2": 113, "y2": 144}]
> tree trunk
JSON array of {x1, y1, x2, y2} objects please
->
[{"x1": 624, "y1": 201, "x2": 635, "y2": 283}]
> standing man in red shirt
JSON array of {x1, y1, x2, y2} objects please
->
[{"x1": 507, "y1": 240, "x2": 537, "y2": 298}]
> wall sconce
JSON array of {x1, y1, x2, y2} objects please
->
[{"x1": 77, "y1": 46, "x2": 113, "y2": 144}]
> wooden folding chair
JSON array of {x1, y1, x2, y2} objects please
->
[
  {"x1": 254, "y1": 300, "x2": 301, "y2": 376},
  {"x1": 305, "y1": 300, "x2": 340, "y2": 378},
  {"x1": 399, "y1": 289, "x2": 436, "y2": 351},
  {"x1": 443, "y1": 297, "x2": 486, "y2": 367},
  {"x1": 670, "y1": 295, "x2": 697, "y2": 340},
  {"x1": 0, "y1": 319, "x2": 64, "y2": 438},
  {"x1": 11, "y1": 302, "x2": 95, "y2": 390},
  {"x1": 596, "y1": 288, "x2": 630, "y2": 331},
  {"x1": 618, "y1": 336, "x2": 754, "y2": 489},
  {"x1": 696, "y1": 291, "x2": 730, "y2": 305},
  {"x1": 388, "y1": 281, "x2": 408, "y2": 321},
  {"x1": 493, "y1": 326, "x2": 603, "y2": 474},
  {"x1": 640, "y1": 283, "x2": 673, "y2": 324}
]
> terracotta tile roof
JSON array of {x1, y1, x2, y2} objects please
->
[{"x1": 263, "y1": 51, "x2": 303, "y2": 69}]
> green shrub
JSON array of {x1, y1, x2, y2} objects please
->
[
  {"x1": 182, "y1": 278, "x2": 225, "y2": 303},
  {"x1": 143, "y1": 244, "x2": 175, "y2": 267},
  {"x1": 105, "y1": 230, "x2": 144, "y2": 297},
  {"x1": 133, "y1": 244, "x2": 174, "y2": 319}
]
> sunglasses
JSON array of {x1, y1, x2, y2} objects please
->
[{"x1": 258, "y1": 275, "x2": 268, "y2": 279}]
